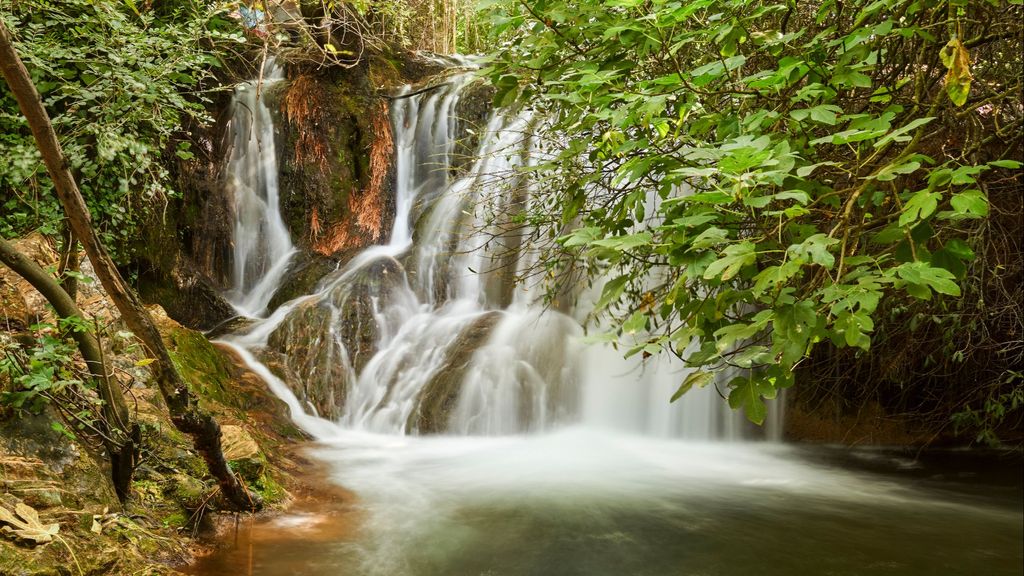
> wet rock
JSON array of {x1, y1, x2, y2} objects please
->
[
  {"x1": 204, "y1": 315, "x2": 259, "y2": 340},
  {"x1": 407, "y1": 311, "x2": 503, "y2": 434},
  {"x1": 265, "y1": 256, "x2": 408, "y2": 420},
  {"x1": 137, "y1": 254, "x2": 236, "y2": 331},
  {"x1": 331, "y1": 256, "x2": 407, "y2": 374},
  {"x1": 265, "y1": 250, "x2": 339, "y2": 311},
  {"x1": 265, "y1": 301, "x2": 350, "y2": 420}
]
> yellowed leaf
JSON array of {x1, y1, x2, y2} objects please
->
[{"x1": 940, "y1": 37, "x2": 972, "y2": 107}]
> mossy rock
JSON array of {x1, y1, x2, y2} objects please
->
[
  {"x1": 265, "y1": 301, "x2": 350, "y2": 419},
  {"x1": 265, "y1": 250, "x2": 339, "y2": 311},
  {"x1": 163, "y1": 322, "x2": 237, "y2": 408},
  {"x1": 407, "y1": 311, "x2": 503, "y2": 434},
  {"x1": 0, "y1": 411, "x2": 120, "y2": 512},
  {"x1": 273, "y1": 73, "x2": 392, "y2": 254},
  {"x1": 265, "y1": 255, "x2": 407, "y2": 419},
  {"x1": 330, "y1": 256, "x2": 406, "y2": 374},
  {"x1": 137, "y1": 255, "x2": 236, "y2": 331}
]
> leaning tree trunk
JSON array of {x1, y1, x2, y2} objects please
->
[
  {"x1": 0, "y1": 237, "x2": 138, "y2": 501},
  {"x1": 0, "y1": 21, "x2": 260, "y2": 511}
]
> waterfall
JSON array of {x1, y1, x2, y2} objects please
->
[
  {"x1": 219, "y1": 69, "x2": 781, "y2": 442},
  {"x1": 224, "y1": 57, "x2": 296, "y2": 317}
]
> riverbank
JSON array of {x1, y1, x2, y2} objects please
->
[{"x1": 0, "y1": 234, "x2": 312, "y2": 575}]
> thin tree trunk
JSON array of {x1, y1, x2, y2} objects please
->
[
  {"x1": 0, "y1": 21, "x2": 260, "y2": 511},
  {"x1": 57, "y1": 221, "x2": 79, "y2": 301},
  {"x1": 0, "y1": 236, "x2": 137, "y2": 501}
]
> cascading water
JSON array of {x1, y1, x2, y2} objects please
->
[
  {"x1": 224, "y1": 57, "x2": 296, "y2": 317},
  {"x1": 194, "y1": 64, "x2": 1022, "y2": 576},
  {"x1": 221, "y1": 70, "x2": 770, "y2": 439}
]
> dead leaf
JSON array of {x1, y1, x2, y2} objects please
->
[
  {"x1": 940, "y1": 37, "x2": 972, "y2": 107},
  {"x1": 0, "y1": 502, "x2": 60, "y2": 544}
]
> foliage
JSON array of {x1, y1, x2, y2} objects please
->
[
  {"x1": 0, "y1": 316, "x2": 139, "y2": 447},
  {"x1": 1, "y1": 320, "x2": 86, "y2": 415},
  {"x1": 0, "y1": 0, "x2": 247, "y2": 259},
  {"x1": 290, "y1": 0, "x2": 486, "y2": 65},
  {"x1": 481, "y1": 0, "x2": 1023, "y2": 434}
]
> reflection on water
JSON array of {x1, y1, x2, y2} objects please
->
[{"x1": 187, "y1": 428, "x2": 1022, "y2": 576}]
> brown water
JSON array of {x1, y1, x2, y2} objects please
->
[{"x1": 187, "y1": 432, "x2": 1023, "y2": 576}]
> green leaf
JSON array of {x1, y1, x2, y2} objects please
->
[
  {"x1": 727, "y1": 376, "x2": 776, "y2": 425},
  {"x1": 703, "y1": 242, "x2": 756, "y2": 282},
  {"x1": 943, "y1": 238, "x2": 975, "y2": 260},
  {"x1": 788, "y1": 234, "x2": 839, "y2": 268},
  {"x1": 874, "y1": 117, "x2": 935, "y2": 148},
  {"x1": 873, "y1": 160, "x2": 921, "y2": 182},
  {"x1": 931, "y1": 248, "x2": 967, "y2": 279},
  {"x1": 896, "y1": 262, "x2": 961, "y2": 297},
  {"x1": 590, "y1": 232, "x2": 653, "y2": 251},
  {"x1": 595, "y1": 275, "x2": 629, "y2": 311},
  {"x1": 689, "y1": 227, "x2": 729, "y2": 249},
  {"x1": 899, "y1": 190, "x2": 940, "y2": 226},
  {"x1": 949, "y1": 189, "x2": 988, "y2": 217},
  {"x1": 671, "y1": 371, "x2": 715, "y2": 402},
  {"x1": 560, "y1": 227, "x2": 603, "y2": 248},
  {"x1": 622, "y1": 311, "x2": 648, "y2": 335},
  {"x1": 790, "y1": 105, "x2": 843, "y2": 125},
  {"x1": 989, "y1": 159, "x2": 1022, "y2": 169}
]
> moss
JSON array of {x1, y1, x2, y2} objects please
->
[
  {"x1": 168, "y1": 473, "x2": 207, "y2": 508},
  {"x1": 251, "y1": 469, "x2": 287, "y2": 504},
  {"x1": 165, "y1": 326, "x2": 236, "y2": 406},
  {"x1": 161, "y1": 511, "x2": 188, "y2": 529}
]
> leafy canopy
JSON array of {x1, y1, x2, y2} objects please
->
[
  {"x1": 481, "y1": 0, "x2": 1022, "y2": 423},
  {"x1": 0, "y1": 0, "x2": 246, "y2": 257}
]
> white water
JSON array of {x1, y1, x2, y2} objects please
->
[
  {"x1": 219, "y1": 69, "x2": 781, "y2": 440},
  {"x1": 198, "y1": 64, "x2": 1024, "y2": 576},
  {"x1": 225, "y1": 57, "x2": 296, "y2": 317}
]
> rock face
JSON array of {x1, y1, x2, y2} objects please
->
[
  {"x1": 0, "y1": 276, "x2": 31, "y2": 333},
  {"x1": 265, "y1": 250, "x2": 339, "y2": 311},
  {"x1": 275, "y1": 70, "x2": 396, "y2": 259},
  {"x1": 137, "y1": 253, "x2": 237, "y2": 331},
  {"x1": 406, "y1": 311, "x2": 503, "y2": 434},
  {"x1": 265, "y1": 256, "x2": 407, "y2": 419}
]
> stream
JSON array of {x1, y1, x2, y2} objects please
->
[{"x1": 189, "y1": 61, "x2": 1024, "y2": 575}]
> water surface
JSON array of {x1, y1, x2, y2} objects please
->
[{"x1": 188, "y1": 429, "x2": 1023, "y2": 576}]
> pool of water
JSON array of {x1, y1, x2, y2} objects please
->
[{"x1": 187, "y1": 427, "x2": 1023, "y2": 576}]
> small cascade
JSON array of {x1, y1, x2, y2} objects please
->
[
  {"x1": 224, "y1": 58, "x2": 296, "y2": 317},
  {"x1": 221, "y1": 67, "x2": 780, "y2": 442}
]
